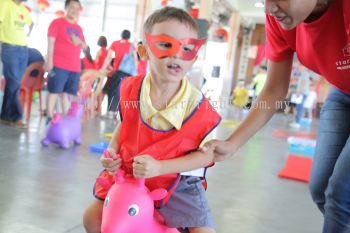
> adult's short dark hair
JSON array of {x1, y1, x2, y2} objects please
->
[
  {"x1": 97, "y1": 36, "x2": 108, "y2": 47},
  {"x1": 261, "y1": 65, "x2": 268, "y2": 71},
  {"x1": 65, "y1": 0, "x2": 81, "y2": 8},
  {"x1": 143, "y1": 7, "x2": 199, "y2": 35},
  {"x1": 121, "y1": 30, "x2": 131, "y2": 40}
]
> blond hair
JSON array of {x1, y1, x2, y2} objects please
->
[{"x1": 143, "y1": 7, "x2": 199, "y2": 35}]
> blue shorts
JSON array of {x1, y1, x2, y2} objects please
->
[
  {"x1": 47, "y1": 67, "x2": 80, "y2": 95},
  {"x1": 158, "y1": 176, "x2": 214, "y2": 232}
]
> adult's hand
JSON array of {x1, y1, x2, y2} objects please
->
[
  {"x1": 44, "y1": 60, "x2": 53, "y2": 72},
  {"x1": 202, "y1": 139, "x2": 236, "y2": 162}
]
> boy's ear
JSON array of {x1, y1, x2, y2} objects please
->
[{"x1": 137, "y1": 43, "x2": 149, "y2": 60}]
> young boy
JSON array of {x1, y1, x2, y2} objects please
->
[{"x1": 83, "y1": 7, "x2": 221, "y2": 233}]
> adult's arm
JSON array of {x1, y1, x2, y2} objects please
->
[
  {"x1": 100, "y1": 50, "x2": 114, "y2": 73},
  {"x1": 45, "y1": 37, "x2": 56, "y2": 72},
  {"x1": 205, "y1": 57, "x2": 293, "y2": 161}
]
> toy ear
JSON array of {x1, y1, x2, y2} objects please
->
[
  {"x1": 137, "y1": 43, "x2": 149, "y2": 60},
  {"x1": 149, "y1": 188, "x2": 167, "y2": 201},
  {"x1": 96, "y1": 177, "x2": 113, "y2": 190}
]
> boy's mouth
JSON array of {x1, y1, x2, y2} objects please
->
[{"x1": 167, "y1": 63, "x2": 182, "y2": 75}]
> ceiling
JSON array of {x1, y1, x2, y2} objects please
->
[{"x1": 226, "y1": 0, "x2": 266, "y2": 24}]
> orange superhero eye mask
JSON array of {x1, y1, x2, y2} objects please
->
[{"x1": 145, "y1": 33, "x2": 206, "y2": 60}]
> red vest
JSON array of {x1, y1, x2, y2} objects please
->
[{"x1": 118, "y1": 75, "x2": 221, "y2": 206}]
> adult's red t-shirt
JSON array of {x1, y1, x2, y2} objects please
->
[
  {"x1": 48, "y1": 17, "x2": 85, "y2": 72},
  {"x1": 265, "y1": 0, "x2": 350, "y2": 94},
  {"x1": 109, "y1": 39, "x2": 132, "y2": 72}
]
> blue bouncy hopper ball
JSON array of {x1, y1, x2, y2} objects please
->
[
  {"x1": 90, "y1": 142, "x2": 109, "y2": 153},
  {"x1": 300, "y1": 118, "x2": 312, "y2": 128}
]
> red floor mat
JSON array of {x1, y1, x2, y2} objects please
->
[
  {"x1": 272, "y1": 130, "x2": 317, "y2": 139},
  {"x1": 278, "y1": 155, "x2": 313, "y2": 183}
]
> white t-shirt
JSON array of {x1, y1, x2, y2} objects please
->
[{"x1": 304, "y1": 91, "x2": 317, "y2": 109}]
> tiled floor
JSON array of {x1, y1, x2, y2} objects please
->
[{"x1": 0, "y1": 105, "x2": 322, "y2": 233}]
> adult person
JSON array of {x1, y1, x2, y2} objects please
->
[
  {"x1": 0, "y1": 0, "x2": 33, "y2": 128},
  {"x1": 100, "y1": 30, "x2": 136, "y2": 118},
  {"x1": 204, "y1": 1, "x2": 350, "y2": 232},
  {"x1": 45, "y1": 0, "x2": 87, "y2": 123}
]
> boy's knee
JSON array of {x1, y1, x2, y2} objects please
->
[{"x1": 83, "y1": 201, "x2": 103, "y2": 233}]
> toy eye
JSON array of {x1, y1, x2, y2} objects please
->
[
  {"x1": 128, "y1": 204, "x2": 139, "y2": 216},
  {"x1": 104, "y1": 197, "x2": 110, "y2": 207}
]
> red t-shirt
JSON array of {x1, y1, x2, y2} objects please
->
[
  {"x1": 48, "y1": 18, "x2": 85, "y2": 72},
  {"x1": 265, "y1": 0, "x2": 350, "y2": 94},
  {"x1": 82, "y1": 57, "x2": 96, "y2": 70},
  {"x1": 95, "y1": 47, "x2": 108, "y2": 70},
  {"x1": 109, "y1": 39, "x2": 132, "y2": 72}
]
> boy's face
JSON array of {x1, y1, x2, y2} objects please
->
[{"x1": 143, "y1": 20, "x2": 201, "y2": 83}]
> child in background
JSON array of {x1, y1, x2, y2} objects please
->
[
  {"x1": 81, "y1": 46, "x2": 95, "y2": 71},
  {"x1": 83, "y1": 7, "x2": 221, "y2": 233},
  {"x1": 94, "y1": 36, "x2": 108, "y2": 70},
  {"x1": 303, "y1": 83, "x2": 317, "y2": 121},
  {"x1": 136, "y1": 41, "x2": 148, "y2": 76}
]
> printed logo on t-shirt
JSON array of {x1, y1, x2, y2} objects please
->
[
  {"x1": 335, "y1": 43, "x2": 350, "y2": 70},
  {"x1": 343, "y1": 43, "x2": 350, "y2": 57},
  {"x1": 14, "y1": 14, "x2": 26, "y2": 28},
  {"x1": 66, "y1": 27, "x2": 80, "y2": 37}
]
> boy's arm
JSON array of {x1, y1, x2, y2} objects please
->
[
  {"x1": 106, "y1": 122, "x2": 121, "y2": 155},
  {"x1": 133, "y1": 148, "x2": 214, "y2": 178}
]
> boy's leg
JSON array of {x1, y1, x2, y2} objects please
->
[
  {"x1": 158, "y1": 176, "x2": 215, "y2": 232},
  {"x1": 83, "y1": 200, "x2": 104, "y2": 233}
]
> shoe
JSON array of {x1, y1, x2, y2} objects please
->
[
  {"x1": 289, "y1": 122, "x2": 301, "y2": 129},
  {"x1": 0, "y1": 119, "x2": 12, "y2": 125},
  {"x1": 46, "y1": 117, "x2": 52, "y2": 125},
  {"x1": 12, "y1": 121, "x2": 28, "y2": 129}
]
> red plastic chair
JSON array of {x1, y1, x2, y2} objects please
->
[{"x1": 19, "y1": 62, "x2": 46, "y2": 121}]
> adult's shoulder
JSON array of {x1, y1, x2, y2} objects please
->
[{"x1": 49, "y1": 17, "x2": 65, "y2": 26}]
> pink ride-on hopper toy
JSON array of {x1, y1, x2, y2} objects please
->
[
  {"x1": 97, "y1": 169, "x2": 179, "y2": 233},
  {"x1": 41, "y1": 101, "x2": 83, "y2": 149}
]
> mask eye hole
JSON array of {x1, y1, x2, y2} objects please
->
[
  {"x1": 128, "y1": 204, "x2": 140, "y2": 216},
  {"x1": 182, "y1": 44, "x2": 195, "y2": 52},
  {"x1": 156, "y1": 42, "x2": 172, "y2": 50}
]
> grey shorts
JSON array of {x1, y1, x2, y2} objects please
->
[{"x1": 157, "y1": 176, "x2": 214, "y2": 232}]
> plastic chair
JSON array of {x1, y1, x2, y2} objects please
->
[{"x1": 19, "y1": 62, "x2": 46, "y2": 121}]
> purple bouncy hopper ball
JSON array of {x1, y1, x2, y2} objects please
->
[{"x1": 41, "y1": 102, "x2": 83, "y2": 149}]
